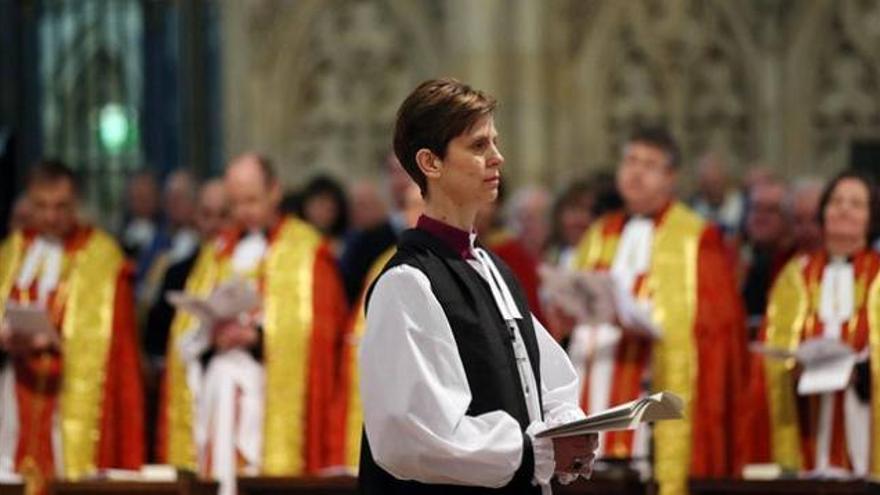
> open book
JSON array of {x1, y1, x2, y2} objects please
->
[
  {"x1": 535, "y1": 392, "x2": 684, "y2": 439},
  {"x1": 750, "y1": 338, "x2": 862, "y2": 395},
  {"x1": 3, "y1": 302, "x2": 59, "y2": 344},
  {"x1": 539, "y1": 265, "x2": 616, "y2": 326},
  {"x1": 539, "y1": 264, "x2": 660, "y2": 339},
  {"x1": 167, "y1": 278, "x2": 260, "y2": 325}
]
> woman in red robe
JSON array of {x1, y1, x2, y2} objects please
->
[{"x1": 747, "y1": 170, "x2": 880, "y2": 476}]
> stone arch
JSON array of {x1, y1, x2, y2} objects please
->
[
  {"x1": 228, "y1": 0, "x2": 441, "y2": 185},
  {"x1": 784, "y1": 0, "x2": 880, "y2": 177},
  {"x1": 563, "y1": 0, "x2": 762, "y2": 181}
]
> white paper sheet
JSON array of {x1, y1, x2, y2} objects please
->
[
  {"x1": 4, "y1": 303, "x2": 58, "y2": 342},
  {"x1": 167, "y1": 277, "x2": 260, "y2": 325}
]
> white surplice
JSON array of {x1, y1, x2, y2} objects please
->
[
  {"x1": 180, "y1": 231, "x2": 268, "y2": 495},
  {"x1": 813, "y1": 258, "x2": 869, "y2": 476},
  {"x1": 360, "y1": 237, "x2": 585, "y2": 494},
  {"x1": 0, "y1": 236, "x2": 65, "y2": 475},
  {"x1": 567, "y1": 216, "x2": 655, "y2": 462}
]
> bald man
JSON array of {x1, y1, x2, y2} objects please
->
[{"x1": 159, "y1": 155, "x2": 348, "y2": 495}]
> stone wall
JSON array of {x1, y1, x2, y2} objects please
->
[{"x1": 220, "y1": 0, "x2": 880, "y2": 189}]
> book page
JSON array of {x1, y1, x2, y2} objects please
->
[
  {"x1": 539, "y1": 265, "x2": 616, "y2": 325},
  {"x1": 751, "y1": 338, "x2": 858, "y2": 395},
  {"x1": 540, "y1": 265, "x2": 659, "y2": 339},
  {"x1": 535, "y1": 392, "x2": 683, "y2": 438},
  {"x1": 167, "y1": 278, "x2": 260, "y2": 325},
  {"x1": 797, "y1": 352, "x2": 856, "y2": 395},
  {"x1": 4, "y1": 303, "x2": 58, "y2": 342}
]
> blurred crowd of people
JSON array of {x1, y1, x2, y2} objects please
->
[{"x1": 1, "y1": 124, "x2": 878, "y2": 495}]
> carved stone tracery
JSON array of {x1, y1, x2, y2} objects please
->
[{"x1": 223, "y1": 0, "x2": 880, "y2": 187}]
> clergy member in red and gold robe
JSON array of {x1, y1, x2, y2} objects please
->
[
  {"x1": 0, "y1": 160, "x2": 143, "y2": 494},
  {"x1": 158, "y1": 154, "x2": 347, "y2": 495},
  {"x1": 747, "y1": 170, "x2": 880, "y2": 477},
  {"x1": 567, "y1": 128, "x2": 747, "y2": 495}
]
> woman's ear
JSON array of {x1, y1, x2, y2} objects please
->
[{"x1": 416, "y1": 149, "x2": 442, "y2": 179}]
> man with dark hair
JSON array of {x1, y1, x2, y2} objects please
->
[
  {"x1": 567, "y1": 128, "x2": 748, "y2": 495},
  {"x1": 360, "y1": 78, "x2": 596, "y2": 495},
  {"x1": 161, "y1": 153, "x2": 348, "y2": 495},
  {"x1": 0, "y1": 160, "x2": 144, "y2": 491},
  {"x1": 625, "y1": 126, "x2": 681, "y2": 167}
]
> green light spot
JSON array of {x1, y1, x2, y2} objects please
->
[{"x1": 99, "y1": 103, "x2": 132, "y2": 154}]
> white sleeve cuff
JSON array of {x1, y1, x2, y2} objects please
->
[
  {"x1": 526, "y1": 421, "x2": 554, "y2": 486},
  {"x1": 178, "y1": 323, "x2": 210, "y2": 362},
  {"x1": 546, "y1": 406, "x2": 585, "y2": 428}
]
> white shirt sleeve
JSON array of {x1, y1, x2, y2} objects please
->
[
  {"x1": 533, "y1": 315, "x2": 587, "y2": 425},
  {"x1": 360, "y1": 264, "x2": 525, "y2": 488}
]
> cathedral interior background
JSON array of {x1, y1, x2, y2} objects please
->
[{"x1": 2, "y1": 0, "x2": 880, "y2": 232}]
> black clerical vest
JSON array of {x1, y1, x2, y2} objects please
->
[{"x1": 359, "y1": 228, "x2": 543, "y2": 495}]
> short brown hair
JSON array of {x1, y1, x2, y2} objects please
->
[
  {"x1": 393, "y1": 78, "x2": 496, "y2": 196},
  {"x1": 627, "y1": 126, "x2": 681, "y2": 169},
  {"x1": 27, "y1": 158, "x2": 79, "y2": 195}
]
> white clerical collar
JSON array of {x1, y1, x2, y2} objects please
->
[
  {"x1": 16, "y1": 235, "x2": 64, "y2": 305},
  {"x1": 610, "y1": 216, "x2": 655, "y2": 293},
  {"x1": 168, "y1": 228, "x2": 199, "y2": 263},
  {"x1": 124, "y1": 218, "x2": 156, "y2": 251},
  {"x1": 232, "y1": 230, "x2": 268, "y2": 274},
  {"x1": 819, "y1": 257, "x2": 854, "y2": 336}
]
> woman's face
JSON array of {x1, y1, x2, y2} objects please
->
[
  {"x1": 432, "y1": 115, "x2": 504, "y2": 210},
  {"x1": 823, "y1": 177, "x2": 870, "y2": 245},
  {"x1": 560, "y1": 200, "x2": 593, "y2": 247},
  {"x1": 304, "y1": 192, "x2": 340, "y2": 235}
]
